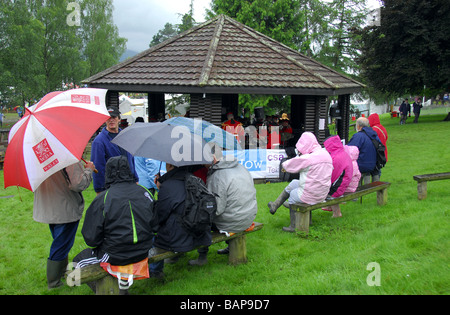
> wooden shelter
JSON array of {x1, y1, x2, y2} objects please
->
[{"x1": 83, "y1": 15, "x2": 364, "y2": 144}]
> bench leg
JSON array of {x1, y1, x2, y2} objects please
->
[
  {"x1": 95, "y1": 274, "x2": 120, "y2": 295},
  {"x1": 228, "y1": 235, "x2": 247, "y2": 265},
  {"x1": 417, "y1": 181, "x2": 427, "y2": 200},
  {"x1": 294, "y1": 211, "x2": 310, "y2": 234},
  {"x1": 377, "y1": 188, "x2": 388, "y2": 205}
]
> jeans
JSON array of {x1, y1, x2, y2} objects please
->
[{"x1": 49, "y1": 221, "x2": 79, "y2": 261}]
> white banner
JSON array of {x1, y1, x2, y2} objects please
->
[{"x1": 223, "y1": 149, "x2": 288, "y2": 179}]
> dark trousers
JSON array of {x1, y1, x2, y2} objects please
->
[{"x1": 49, "y1": 221, "x2": 79, "y2": 261}]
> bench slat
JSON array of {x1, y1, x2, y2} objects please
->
[
  {"x1": 293, "y1": 181, "x2": 391, "y2": 212},
  {"x1": 413, "y1": 172, "x2": 450, "y2": 182},
  {"x1": 66, "y1": 222, "x2": 263, "y2": 287}
]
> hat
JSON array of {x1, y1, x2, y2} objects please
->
[
  {"x1": 280, "y1": 113, "x2": 290, "y2": 121},
  {"x1": 107, "y1": 107, "x2": 120, "y2": 117}
]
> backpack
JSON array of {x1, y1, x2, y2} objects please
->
[
  {"x1": 180, "y1": 173, "x2": 217, "y2": 237},
  {"x1": 362, "y1": 130, "x2": 387, "y2": 171}
]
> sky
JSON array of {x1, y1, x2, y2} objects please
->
[
  {"x1": 112, "y1": 0, "x2": 212, "y2": 53},
  {"x1": 112, "y1": 0, "x2": 382, "y2": 53}
]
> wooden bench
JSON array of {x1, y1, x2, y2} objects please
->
[
  {"x1": 413, "y1": 172, "x2": 450, "y2": 200},
  {"x1": 291, "y1": 181, "x2": 391, "y2": 234},
  {"x1": 65, "y1": 222, "x2": 263, "y2": 295}
]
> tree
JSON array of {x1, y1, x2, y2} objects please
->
[
  {"x1": 316, "y1": 0, "x2": 368, "y2": 75},
  {"x1": 359, "y1": 0, "x2": 450, "y2": 96},
  {"x1": 209, "y1": 0, "x2": 305, "y2": 50},
  {"x1": 149, "y1": 0, "x2": 196, "y2": 47},
  {"x1": 0, "y1": 0, "x2": 127, "y2": 108},
  {"x1": 79, "y1": 0, "x2": 127, "y2": 76}
]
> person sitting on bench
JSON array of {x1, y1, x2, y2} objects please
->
[
  {"x1": 268, "y1": 132, "x2": 333, "y2": 232},
  {"x1": 321, "y1": 135, "x2": 353, "y2": 218},
  {"x1": 73, "y1": 156, "x2": 157, "y2": 284},
  {"x1": 190, "y1": 148, "x2": 258, "y2": 264}
]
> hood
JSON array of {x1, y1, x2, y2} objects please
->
[
  {"x1": 345, "y1": 145, "x2": 359, "y2": 161},
  {"x1": 361, "y1": 126, "x2": 379, "y2": 140},
  {"x1": 158, "y1": 166, "x2": 187, "y2": 184},
  {"x1": 368, "y1": 113, "x2": 381, "y2": 126},
  {"x1": 210, "y1": 157, "x2": 239, "y2": 171},
  {"x1": 324, "y1": 135, "x2": 344, "y2": 155},
  {"x1": 296, "y1": 132, "x2": 321, "y2": 154},
  {"x1": 105, "y1": 155, "x2": 136, "y2": 188}
]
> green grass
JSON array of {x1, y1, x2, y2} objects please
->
[{"x1": 0, "y1": 113, "x2": 449, "y2": 295}]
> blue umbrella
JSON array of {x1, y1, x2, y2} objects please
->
[
  {"x1": 111, "y1": 122, "x2": 213, "y2": 167},
  {"x1": 164, "y1": 117, "x2": 242, "y2": 151}
]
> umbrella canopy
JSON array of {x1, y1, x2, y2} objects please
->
[
  {"x1": 163, "y1": 117, "x2": 242, "y2": 151},
  {"x1": 111, "y1": 122, "x2": 214, "y2": 167},
  {"x1": 4, "y1": 88, "x2": 110, "y2": 191}
]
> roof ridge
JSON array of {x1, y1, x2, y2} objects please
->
[
  {"x1": 82, "y1": 17, "x2": 220, "y2": 84},
  {"x1": 223, "y1": 16, "x2": 337, "y2": 89},
  {"x1": 199, "y1": 15, "x2": 225, "y2": 86}
]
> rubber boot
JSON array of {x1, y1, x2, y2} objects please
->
[
  {"x1": 282, "y1": 206, "x2": 297, "y2": 233},
  {"x1": 268, "y1": 190, "x2": 290, "y2": 215},
  {"x1": 188, "y1": 251, "x2": 208, "y2": 266},
  {"x1": 47, "y1": 257, "x2": 68, "y2": 289},
  {"x1": 188, "y1": 247, "x2": 208, "y2": 266}
]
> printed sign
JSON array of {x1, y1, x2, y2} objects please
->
[
  {"x1": 71, "y1": 94, "x2": 91, "y2": 104},
  {"x1": 32, "y1": 139, "x2": 55, "y2": 164},
  {"x1": 223, "y1": 149, "x2": 287, "y2": 179}
]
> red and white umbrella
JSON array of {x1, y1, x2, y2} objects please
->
[{"x1": 4, "y1": 88, "x2": 110, "y2": 191}]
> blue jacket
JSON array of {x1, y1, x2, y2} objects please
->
[
  {"x1": 347, "y1": 127, "x2": 381, "y2": 173},
  {"x1": 91, "y1": 127, "x2": 138, "y2": 192}
]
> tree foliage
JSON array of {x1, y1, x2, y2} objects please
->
[
  {"x1": 0, "y1": 0, "x2": 126, "y2": 107},
  {"x1": 359, "y1": 0, "x2": 450, "y2": 96}
]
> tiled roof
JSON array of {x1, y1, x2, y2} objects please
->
[{"x1": 84, "y1": 15, "x2": 364, "y2": 95}]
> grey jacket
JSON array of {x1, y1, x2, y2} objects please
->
[
  {"x1": 206, "y1": 158, "x2": 257, "y2": 233},
  {"x1": 33, "y1": 162, "x2": 93, "y2": 224}
]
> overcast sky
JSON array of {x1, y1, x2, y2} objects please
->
[
  {"x1": 112, "y1": 0, "x2": 382, "y2": 53},
  {"x1": 112, "y1": 0, "x2": 212, "y2": 53}
]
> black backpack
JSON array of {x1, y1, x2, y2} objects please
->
[
  {"x1": 362, "y1": 130, "x2": 387, "y2": 171},
  {"x1": 180, "y1": 174, "x2": 217, "y2": 237}
]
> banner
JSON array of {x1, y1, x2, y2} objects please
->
[{"x1": 223, "y1": 149, "x2": 287, "y2": 179}]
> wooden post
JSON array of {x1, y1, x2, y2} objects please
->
[
  {"x1": 228, "y1": 235, "x2": 247, "y2": 265},
  {"x1": 376, "y1": 188, "x2": 388, "y2": 205},
  {"x1": 95, "y1": 274, "x2": 120, "y2": 295},
  {"x1": 294, "y1": 209, "x2": 310, "y2": 234},
  {"x1": 417, "y1": 181, "x2": 427, "y2": 200}
]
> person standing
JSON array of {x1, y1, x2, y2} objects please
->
[
  {"x1": 399, "y1": 99, "x2": 411, "y2": 125},
  {"x1": 33, "y1": 160, "x2": 95, "y2": 289},
  {"x1": 368, "y1": 113, "x2": 388, "y2": 181},
  {"x1": 91, "y1": 107, "x2": 138, "y2": 194},
  {"x1": 413, "y1": 99, "x2": 423, "y2": 123}
]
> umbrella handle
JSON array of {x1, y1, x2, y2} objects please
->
[{"x1": 81, "y1": 158, "x2": 98, "y2": 173}]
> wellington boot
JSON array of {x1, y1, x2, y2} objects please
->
[
  {"x1": 47, "y1": 257, "x2": 68, "y2": 289},
  {"x1": 282, "y1": 207, "x2": 297, "y2": 233},
  {"x1": 188, "y1": 252, "x2": 208, "y2": 266},
  {"x1": 268, "y1": 190, "x2": 290, "y2": 215}
]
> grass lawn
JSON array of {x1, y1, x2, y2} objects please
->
[{"x1": 0, "y1": 112, "x2": 449, "y2": 295}]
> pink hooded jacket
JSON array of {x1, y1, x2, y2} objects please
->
[
  {"x1": 344, "y1": 145, "x2": 361, "y2": 193},
  {"x1": 324, "y1": 136, "x2": 353, "y2": 197},
  {"x1": 282, "y1": 132, "x2": 333, "y2": 204}
]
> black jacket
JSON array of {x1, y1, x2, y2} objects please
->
[
  {"x1": 153, "y1": 167, "x2": 211, "y2": 252},
  {"x1": 82, "y1": 156, "x2": 156, "y2": 265}
]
